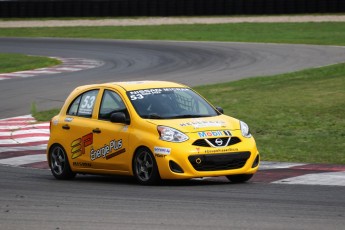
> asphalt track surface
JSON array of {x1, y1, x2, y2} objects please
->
[
  {"x1": 1, "y1": 37, "x2": 345, "y2": 118},
  {"x1": 1, "y1": 38, "x2": 345, "y2": 229}
]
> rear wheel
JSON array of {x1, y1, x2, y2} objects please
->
[
  {"x1": 49, "y1": 145, "x2": 76, "y2": 180},
  {"x1": 133, "y1": 148, "x2": 160, "y2": 185},
  {"x1": 226, "y1": 174, "x2": 253, "y2": 183}
]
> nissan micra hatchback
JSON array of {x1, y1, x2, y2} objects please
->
[{"x1": 47, "y1": 81, "x2": 259, "y2": 185}]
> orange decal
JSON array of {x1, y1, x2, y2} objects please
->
[{"x1": 71, "y1": 133, "x2": 93, "y2": 159}]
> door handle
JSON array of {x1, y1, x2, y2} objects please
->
[
  {"x1": 62, "y1": 124, "x2": 70, "y2": 130},
  {"x1": 93, "y1": 128, "x2": 101, "y2": 134}
]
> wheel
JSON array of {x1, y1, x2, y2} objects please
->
[
  {"x1": 226, "y1": 174, "x2": 253, "y2": 183},
  {"x1": 49, "y1": 145, "x2": 76, "y2": 180},
  {"x1": 133, "y1": 147, "x2": 161, "y2": 185}
]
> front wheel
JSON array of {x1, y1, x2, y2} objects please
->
[
  {"x1": 133, "y1": 148, "x2": 161, "y2": 185},
  {"x1": 49, "y1": 145, "x2": 76, "y2": 180},
  {"x1": 226, "y1": 174, "x2": 253, "y2": 183}
]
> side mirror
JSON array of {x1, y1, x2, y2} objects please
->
[
  {"x1": 110, "y1": 112, "x2": 129, "y2": 124},
  {"x1": 216, "y1": 106, "x2": 224, "y2": 114}
]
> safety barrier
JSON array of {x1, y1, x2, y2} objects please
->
[{"x1": 0, "y1": 0, "x2": 344, "y2": 18}]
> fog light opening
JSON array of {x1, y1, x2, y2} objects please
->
[
  {"x1": 169, "y1": 160, "x2": 184, "y2": 173},
  {"x1": 252, "y1": 155, "x2": 260, "y2": 168}
]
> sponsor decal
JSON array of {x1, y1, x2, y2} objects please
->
[
  {"x1": 198, "y1": 131, "x2": 222, "y2": 138},
  {"x1": 71, "y1": 133, "x2": 93, "y2": 159},
  {"x1": 223, "y1": 130, "x2": 232, "y2": 136},
  {"x1": 180, "y1": 119, "x2": 226, "y2": 129},
  {"x1": 52, "y1": 119, "x2": 59, "y2": 125},
  {"x1": 204, "y1": 148, "x2": 239, "y2": 154},
  {"x1": 64, "y1": 117, "x2": 73, "y2": 122},
  {"x1": 73, "y1": 162, "x2": 91, "y2": 167},
  {"x1": 155, "y1": 154, "x2": 167, "y2": 158},
  {"x1": 129, "y1": 88, "x2": 189, "y2": 101},
  {"x1": 154, "y1": 147, "x2": 171, "y2": 155},
  {"x1": 90, "y1": 139, "x2": 123, "y2": 161},
  {"x1": 198, "y1": 130, "x2": 231, "y2": 138},
  {"x1": 106, "y1": 148, "x2": 126, "y2": 160}
]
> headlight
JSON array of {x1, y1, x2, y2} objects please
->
[
  {"x1": 240, "y1": 121, "x2": 252, "y2": 138},
  {"x1": 157, "y1": 126, "x2": 189, "y2": 143}
]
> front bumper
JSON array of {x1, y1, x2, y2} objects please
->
[{"x1": 154, "y1": 144, "x2": 259, "y2": 179}]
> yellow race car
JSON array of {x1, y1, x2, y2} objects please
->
[{"x1": 47, "y1": 81, "x2": 259, "y2": 185}]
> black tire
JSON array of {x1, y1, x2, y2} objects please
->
[
  {"x1": 226, "y1": 174, "x2": 253, "y2": 183},
  {"x1": 49, "y1": 145, "x2": 76, "y2": 180},
  {"x1": 133, "y1": 147, "x2": 161, "y2": 185}
]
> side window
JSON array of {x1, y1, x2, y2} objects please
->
[
  {"x1": 67, "y1": 90, "x2": 99, "y2": 118},
  {"x1": 67, "y1": 96, "x2": 81, "y2": 116},
  {"x1": 99, "y1": 90, "x2": 127, "y2": 120}
]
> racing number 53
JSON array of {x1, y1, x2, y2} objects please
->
[{"x1": 81, "y1": 95, "x2": 96, "y2": 109}]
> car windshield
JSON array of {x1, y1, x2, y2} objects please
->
[{"x1": 127, "y1": 87, "x2": 219, "y2": 119}]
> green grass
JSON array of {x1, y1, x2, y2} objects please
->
[
  {"x1": 30, "y1": 102, "x2": 60, "y2": 122},
  {"x1": 0, "y1": 22, "x2": 345, "y2": 45},
  {"x1": 0, "y1": 53, "x2": 60, "y2": 73},
  {"x1": 195, "y1": 63, "x2": 345, "y2": 164}
]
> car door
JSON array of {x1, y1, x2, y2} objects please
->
[
  {"x1": 89, "y1": 89, "x2": 130, "y2": 173},
  {"x1": 60, "y1": 89, "x2": 100, "y2": 170}
]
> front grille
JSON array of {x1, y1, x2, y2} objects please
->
[
  {"x1": 192, "y1": 139, "x2": 209, "y2": 147},
  {"x1": 188, "y1": 152, "x2": 250, "y2": 171},
  {"x1": 192, "y1": 137, "x2": 241, "y2": 147}
]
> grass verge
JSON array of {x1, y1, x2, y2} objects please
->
[
  {"x1": 0, "y1": 53, "x2": 61, "y2": 73},
  {"x1": 0, "y1": 22, "x2": 345, "y2": 45},
  {"x1": 195, "y1": 63, "x2": 345, "y2": 164},
  {"x1": 31, "y1": 103, "x2": 60, "y2": 122}
]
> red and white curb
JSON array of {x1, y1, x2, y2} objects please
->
[
  {"x1": 0, "y1": 57, "x2": 104, "y2": 81},
  {"x1": 1, "y1": 115, "x2": 345, "y2": 186},
  {"x1": 0, "y1": 115, "x2": 49, "y2": 168},
  {"x1": 257, "y1": 162, "x2": 345, "y2": 186}
]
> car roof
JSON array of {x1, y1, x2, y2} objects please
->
[{"x1": 106, "y1": 81, "x2": 187, "y2": 91}]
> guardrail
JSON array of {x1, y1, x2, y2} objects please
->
[{"x1": 1, "y1": 0, "x2": 344, "y2": 18}]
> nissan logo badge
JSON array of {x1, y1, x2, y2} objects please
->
[{"x1": 215, "y1": 138, "x2": 223, "y2": 146}]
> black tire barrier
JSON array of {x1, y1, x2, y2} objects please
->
[{"x1": 1, "y1": 0, "x2": 345, "y2": 18}]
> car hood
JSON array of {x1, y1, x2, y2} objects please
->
[{"x1": 145, "y1": 115, "x2": 240, "y2": 133}]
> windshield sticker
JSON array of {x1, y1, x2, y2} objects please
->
[
  {"x1": 79, "y1": 95, "x2": 96, "y2": 115},
  {"x1": 154, "y1": 147, "x2": 171, "y2": 155},
  {"x1": 180, "y1": 120, "x2": 226, "y2": 128},
  {"x1": 198, "y1": 130, "x2": 231, "y2": 138},
  {"x1": 129, "y1": 88, "x2": 189, "y2": 100}
]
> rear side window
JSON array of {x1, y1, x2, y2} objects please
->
[{"x1": 67, "y1": 90, "x2": 99, "y2": 118}]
